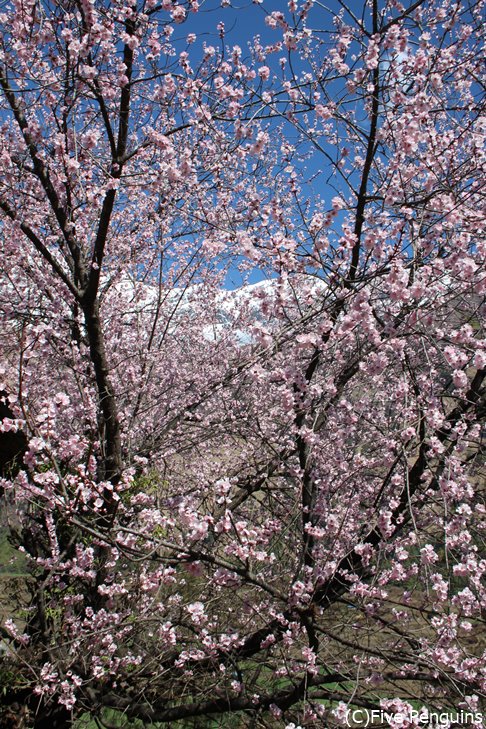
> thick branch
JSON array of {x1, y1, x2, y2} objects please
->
[
  {"x1": 0, "y1": 199, "x2": 80, "y2": 299},
  {"x1": 83, "y1": 24, "x2": 134, "y2": 307},
  {"x1": 348, "y1": 0, "x2": 380, "y2": 283},
  {"x1": 0, "y1": 67, "x2": 85, "y2": 284}
]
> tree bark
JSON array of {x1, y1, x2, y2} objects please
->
[{"x1": 81, "y1": 300, "x2": 122, "y2": 485}]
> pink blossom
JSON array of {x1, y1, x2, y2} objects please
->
[
  {"x1": 171, "y1": 5, "x2": 186, "y2": 23},
  {"x1": 258, "y1": 66, "x2": 270, "y2": 81}
]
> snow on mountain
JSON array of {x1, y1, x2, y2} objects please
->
[{"x1": 110, "y1": 274, "x2": 328, "y2": 343}]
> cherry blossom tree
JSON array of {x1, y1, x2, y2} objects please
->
[{"x1": 0, "y1": 0, "x2": 485, "y2": 726}]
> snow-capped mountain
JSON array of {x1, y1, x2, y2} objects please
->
[{"x1": 110, "y1": 274, "x2": 328, "y2": 343}]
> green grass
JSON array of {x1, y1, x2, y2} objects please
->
[
  {"x1": 74, "y1": 709, "x2": 245, "y2": 728},
  {"x1": 0, "y1": 528, "x2": 26, "y2": 576}
]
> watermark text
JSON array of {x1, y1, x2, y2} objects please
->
[{"x1": 344, "y1": 708, "x2": 483, "y2": 727}]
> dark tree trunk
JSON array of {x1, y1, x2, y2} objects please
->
[
  {"x1": 81, "y1": 302, "x2": 123, "y2": 486},
  {"x1": 0, "y1": 391, "x2": 27, "y2": 486}
]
